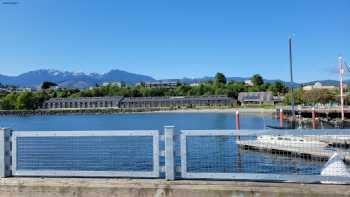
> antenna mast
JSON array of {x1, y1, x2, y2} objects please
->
[
  {"x1": 289, "y1": 37, "x2": 295, "y2": 123},
  {"x1": 339, "y1": 56, "x2": 345, "y2": 121}
]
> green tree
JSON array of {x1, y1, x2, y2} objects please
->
[
  {"x1": 258, "y1": 83, "x2": 270, "y2": 91},
  {"x1": 226, "y1": 90, "x2": 238, "y2": 98},
  {"x1": 214, "y1": 87, "x2": 225, "y2": 95},
  {"x1": 269, "y1": 81, "x2": 288, "y2": 96},
  {"x1": 33, "y1": 92, "x2": 50, "y2": 108},
  {"x1": 145, "y1": 88, "x2": 165, "y2": 97},
  {"x1": 139, "y1": 82, "x2": 145, "y2": 87},
  {"x1": 214, "y1": 73, "x2": 227, "y2": 85},
  {"x1": 0, "y1": 93, "x2": 18, "y2": 110},
  {"x1": 283, "y1": 88, "x2": 304, "y2": 105},
  {"x1": 16, "y1": 92, "x2": 36, "y2": 110},
  {"x1": 175, "y1": 85, "x2": 191, "y2": 96},
  {"x1": 41, "y1": 81, "x2": 57, "y2": 90},
  {"x1": 15, "y1": 91, "x2": 49, "y2": 110},
  {"x1": 251, "y1": 74, "x2": 264, "y2": 86},
  {"x1": 131, "y1": 88, "x2": 142, "y2": 97},
  {"x1": 302, "y1": 89, "x2": 335, "y2": 105}
]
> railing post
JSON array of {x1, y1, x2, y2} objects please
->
[
  {"x1": 164, "y1": 126, "x2": 175, "y2": 180},
  {"x1": 0, "y1": 128, "x2": 12, "y2": 177}
]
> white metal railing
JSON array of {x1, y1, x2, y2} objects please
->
[
  {"x1": 1, "y1": 127, "x2": 350, "y2": 184},
  {"x1": 180, "y1": 129, "x2": 350, "y2": 183},
  {"x1": 11, "y1": 130, "x2": 160, "y2": 178}
]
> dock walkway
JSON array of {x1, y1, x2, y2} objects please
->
[{"x1": 237, "y1": 140, "x2": 350, "y2": 162}]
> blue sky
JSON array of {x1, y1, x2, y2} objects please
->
[{"x1": 0, "y1": 0, "x2": 349, "y2": 82}]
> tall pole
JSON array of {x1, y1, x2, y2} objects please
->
[
  {"x1": 289, "y1": 37, "x2": 296, "y2": 124},
  {"x1": 339, "y1": 56, "x2": 345, "y2": 121}
]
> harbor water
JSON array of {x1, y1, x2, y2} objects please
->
[{"x1": 1, "y1": 112, "x2": 326, "y2": 176}]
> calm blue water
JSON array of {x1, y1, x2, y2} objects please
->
[
  {"x1": 0, "y1": 112, "x2": 279, "y2": 131},
  {"x1": 1, "y1": 113, "x2": 324, "y2": 177}
]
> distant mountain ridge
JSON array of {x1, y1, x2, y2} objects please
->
[
  {"x1": 0, "y1": 69, "x2": 346, "y2": 89},
  {"x1": 0, "y1": 69, "x2": 155, "y2": 89}
]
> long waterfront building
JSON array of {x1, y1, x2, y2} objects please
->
[
  {"x1": 42, "y1": 96, "x2": 236, "y2": 109},
  {"x1": 42, "y1": 97, "x2": 124, "y2": 109}
]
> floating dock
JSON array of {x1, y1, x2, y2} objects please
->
[
  {"x1": 237, "y1": 140, "x2": 350, "y2": 162},
  {"x1": 319, "y1": 136, "x2": 350, "y2": 148}
]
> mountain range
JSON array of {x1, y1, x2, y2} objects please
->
[
  {"x1": 0, "y1": 69, "x2": 155, "y2": 89},
  {"x1": 0, "y1": 69, "x2": 345, "y2": 89}
]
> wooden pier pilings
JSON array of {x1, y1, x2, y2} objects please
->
[{"x1": 279, "y1": 108, "x2": 350, "y2": 119}]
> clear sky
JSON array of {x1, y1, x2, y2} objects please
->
[{"x1": 0, "y1": 0, "x2": 349, "y2": 82}]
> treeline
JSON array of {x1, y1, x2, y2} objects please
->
[
  {"x1": 0, "y1": 92, "x2": 49, "y2": 110},
  {"x1": 0, "y1": 73, "x2": 288, "y2": 110},
  {"x1": 67, "y1": 73, "x2": 288, "y2": 98},
  {"x1": 283, "y1": 88, "x2": 343, "y2": 106}
]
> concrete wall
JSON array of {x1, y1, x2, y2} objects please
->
[{"x1": 0, "y1": 178, "x2": 349, "y2": 197}]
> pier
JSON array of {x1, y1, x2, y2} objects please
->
[
  {"x1": 279, "y1": 108, "x2": 350, "y2": 119},
  {"x1": 274, "y1": 107, "x2": 350, "y2": 129},
  {"x1": 237, "y1": 140, "x2": 350, "y2": 162}
]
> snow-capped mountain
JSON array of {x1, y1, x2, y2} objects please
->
[{"x1": 0, "y1": 69, "x2": 155, "y2": 89}]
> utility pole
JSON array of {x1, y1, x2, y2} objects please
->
[
  {"x1": 339, "y1": 56, "x2": 345, "y2": 121},
  {"x1": 289, "y1": 37, "x2": 296, "y2": 125}
]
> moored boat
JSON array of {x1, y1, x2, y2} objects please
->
[
  {"x1": 257, "y1": 135, "x2": 328, "y2": 148},
  {"x1": 321, "y1": 153, "x2": 350, "y2": 184}
]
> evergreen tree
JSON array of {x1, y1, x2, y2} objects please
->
[
  {"x1": 214, "y1": 72, "x2": 227, "y2": 85},
  {"x1": 251, "y1": 74, "x2": 264, "y2": 86}
]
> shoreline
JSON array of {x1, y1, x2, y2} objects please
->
[
  {"x1": 152, "y1": 108, "x2": 275, "y2": 113},
  {"x1": 0, "y1": 107, "x2": 276, "y2": 116}
]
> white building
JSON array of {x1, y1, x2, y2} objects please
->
[
  {"x1": 102, "y1": 82, "x2": 122, "y2": 87},
  {"x1": 244, "y1": 80, "x2": 254, "y2": 86},
  {"x1": 190, "y1": 83, "x2": 200, "y2": 87},
  {"x1": 143, "y1": 81, "x2": 178, "y2": 88},
  {"x1": 302, "y1": 82, "x2": 337, "y2": 91},
  {"x1": 16, "y1": 87, "x2": 35, "y2": 92},
  {"x1": 0, "y1": 88, "x2": 10, "y2": 93}
]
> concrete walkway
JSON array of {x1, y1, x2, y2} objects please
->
[{"x1": 0, "y1": 178, "x2": 349, "y2": 197}]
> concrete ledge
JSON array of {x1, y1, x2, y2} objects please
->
[{"x1": 0, "y1": 178, "x2": 349, "y2": 197}]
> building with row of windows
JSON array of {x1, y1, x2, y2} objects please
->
[
  {"x1": 42, "y1": 97, "x2": 124, "y2": 109},
  {"x1": 42, "y1": 96, "x2": 236, "y2": 109},
  {"x1": 119, "y1": 96, "x2": 234, "y2": 108},
  {"x1": 238, "y1": 91, "x2": 274, "y2": 105},
  {"x1": 142, "y1": 81, "x2": 178, "y2": 88}
]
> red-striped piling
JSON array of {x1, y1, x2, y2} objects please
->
[
  {"x1": 312, "y1": 107, "x2": 316, "y2": 129},
  {"x1": 235, "y1": 110, "x2": 240, "y2": 130},
  {"x1": 279, "y1": 109, "x2": 284, "y2": 128},
  {"x1": 235, "y1": 110, "x2": 240, "y2": 141}
]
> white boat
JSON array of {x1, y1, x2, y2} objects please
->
[
  {"x1": 321, "y1": 153, "x2": 350, "y2": 184},
  {"x1": 256, "y1": 135, "x2": 328, "y2": 148}
]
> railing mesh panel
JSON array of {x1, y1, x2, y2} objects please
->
[
  {"x1": 185, "y1": 135, "x2": 325, "y2": 175},
  {"x1": 182, "y1": 130, "x2": 350, "y2": 180},
  {"x1": 16, "y1": 136, "x2": 154, "y2": 171}
]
